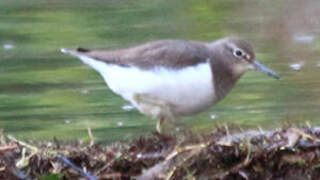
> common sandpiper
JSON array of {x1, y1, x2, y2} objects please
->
[{"x1": 61, "y1": 37, "x2": 279, "y2": 132}]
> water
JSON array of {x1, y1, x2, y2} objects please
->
[{"x1": 1, "y1": 0, "x2": 320, "y2": 143}]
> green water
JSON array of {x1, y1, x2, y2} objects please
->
[{"x1": 1, "y1": 0, "x2": 320, "y2": 143}]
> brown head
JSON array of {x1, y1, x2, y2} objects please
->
[{"x1": 208, "y1": 37, "x2": 279, "y2": 80}]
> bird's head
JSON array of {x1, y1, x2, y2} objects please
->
[{"x1": 211, "y1": 37, "x2": 279, "y2": 79}]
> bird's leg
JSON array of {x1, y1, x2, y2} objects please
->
[{"x1": 133, "y1": 93, "x2": 175, "y2": 133}]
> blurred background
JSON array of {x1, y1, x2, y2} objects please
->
[{"x1": 0, "y1": 0, "x2": 320, "y2": 143}]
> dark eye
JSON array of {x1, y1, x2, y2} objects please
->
[{"x1": 233, "y1": 49, "x2": 244, "y2": 57}]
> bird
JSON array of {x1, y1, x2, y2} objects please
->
[{"x1": 60, "y1": 37, "x2": 279, "y2": 133}]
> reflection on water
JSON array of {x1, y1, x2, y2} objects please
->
[{"x1": 0, "y1": 0, "x2": 320, "y2": 142}]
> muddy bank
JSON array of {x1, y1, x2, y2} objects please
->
[{"x1": 1, "y1": 126, "x2": 320, "y2": 180}]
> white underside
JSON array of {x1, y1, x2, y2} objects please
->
[{"x1": 72, "y1": 53, "x2": 216, "y2": 116}]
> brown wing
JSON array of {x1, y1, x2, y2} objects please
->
[{"x1": 72, "y1": 40, "x2": 211, "y2": 69}]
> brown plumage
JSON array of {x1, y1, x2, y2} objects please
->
[{"x1": 71, "y1": 40, "x2": 212, "y2": 69}]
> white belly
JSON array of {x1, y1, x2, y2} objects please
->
[{"x1": 78, "y1": 55, "x2": 216, "y2": 116}]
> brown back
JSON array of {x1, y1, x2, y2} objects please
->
[{"x1": 73, "y1": 40, "x2": 212, "y2": 69}]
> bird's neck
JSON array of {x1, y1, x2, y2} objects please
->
[{"x1": 210, "y1": 61, "x2": 242, "y2": 101}]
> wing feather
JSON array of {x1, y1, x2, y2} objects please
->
[{"x1": 69, "y1": 40, "x2": 211, "y2": 69}]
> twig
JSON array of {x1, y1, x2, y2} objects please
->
[
  {"x1": 7, "y1": 136, "x2": 38, "y2": 153},
  {"x1": 0, "y1": 144, "x2": 18, "y2": 152},
  {"x1": 7, "y1": 165, "x2": 32, "y2": 180},
  {"x1": 166, "y1": 145, "x2": 203, "y2": 180},
  {"x1": 87, "y1": 127, "x2": 95, "y2": 146},
  {"x1": 56, "y1": 155, "x2": 97, "y2": 180},
  {"x1": 166, "y1": 143, "x2": 208, "y2": 161},
  {"x1": 99, "y1": 173, "x2": 122, "y2": 179},
  {"x1": 7, "y1": 135, "x2": 59, "y2": 156},
  {"x1": 0, "y1": 152, "x2": 33, "y2": 180}
]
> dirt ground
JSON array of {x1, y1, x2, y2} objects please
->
[{"x1": 1, "y1": 126, "x2": 320, "y2": 180}]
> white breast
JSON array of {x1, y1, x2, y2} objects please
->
[{"x1": 78, "y1": 55, "x2": 216, "y2": 116}]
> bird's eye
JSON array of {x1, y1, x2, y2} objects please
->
[{"x1": 233, "y1": 49, "x2": 244, "y2": 57}]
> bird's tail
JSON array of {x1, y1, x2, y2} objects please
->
[
  {"x1": 60, "y1": 48, "x2": 101, "y2": 71},
  {"x1": 60, "y1": 48, "x2": 68, "y2": 54},
  {"x1": 61, "y1": 47, "x2": 91, "y2": 57},
  {"x1": 60, "y1": 48, "x2": 77, "y2": 56}
]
